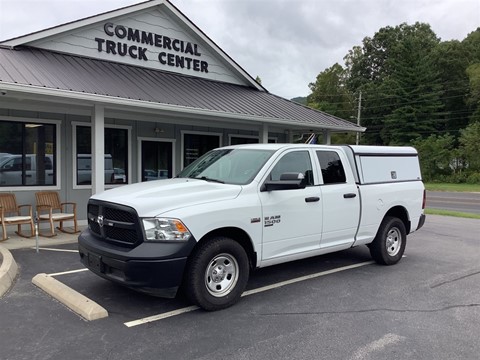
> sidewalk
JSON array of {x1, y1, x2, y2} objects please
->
[{"x1": 0, "y1": 227, "x2": 83, "y2": 250}]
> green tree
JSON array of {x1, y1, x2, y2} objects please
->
[
  {"x1": 466, "y1": 63, "x2": 480, "y2": 123},
  {"x1": 383, "y1": 30, "x2": 444, "y2": 145},
  {"x1": 307, "y1": 22, "x2": 479, "y2": 161},
  {"x1": 307, "y1": 63, "x2": 354, "y2": 118},
  {"x1": 459, "y1": 122, "x2": 480, "y2": 173},
  {"x1": 462, "y1": 28, "x2": 480, "y2": 63},
  {"x1": 432, "y1": 41, "x2": 471, "y2": 139},
  {"x1": 344, "y1": 23, "x2": 444, "y2": 145},
  {"x1": 411, "y1": 134, "x2": 456, "y2": 181},
  {"x1": 307, "y1": 63, "x2": 357, "y2": 144}
]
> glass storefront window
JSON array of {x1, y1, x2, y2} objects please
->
[
  {"x1": 76, "y1": 126, "x2": 128, "y2": 185},
  {"x1": 183, "y1": 133, "x2": 220, "y2": 168},
  {"x1": 141, "y1": 140, "x2": 173, "y2": 181},
  {"x1": 230, "y1": 136, "x2": 258, "y2": 145},
  {"x1": 0, "y1": 121, "x2": 56, "y2": 186},
  {"x1": 230, "y1": 136, "x2": 277, "y2": 145}
]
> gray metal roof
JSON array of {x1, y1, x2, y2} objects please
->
[{"x1": 0, "y1": 47, "x2": 361, "y2": 131}]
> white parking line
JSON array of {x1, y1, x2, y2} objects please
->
[
  {"x1": 124, "y1": 260, "x2": 375, "y2": 327},
  {"x1": 242, "y1": 260, "x2": 375, "y2": 296},
  {"x1": 48, "y1": 268, "x2": 89, "y2": 277},
  {"x1": 31, "y1": 247, "x2": 79, "y2": 253},
  {"x1": 125, "y1": 306, "x2": 200, "y2": 327}
]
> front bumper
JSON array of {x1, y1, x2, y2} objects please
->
[{"x1": 78, "y1": 229, "x2": 196, "y2": 298}]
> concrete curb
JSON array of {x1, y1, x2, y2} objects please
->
[
  {"x1": 0, "y1": 245, "x2": 18, "y2": 297},
  {"x1": 32, "y1": 273, "x2": 108, "y2": 321}
]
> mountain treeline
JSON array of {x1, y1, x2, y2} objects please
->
[{"x1": 306, "y1": 23, "x2": 480, "y2": 183}]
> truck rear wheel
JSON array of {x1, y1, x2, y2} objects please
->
[
  {"x1": 369, "y1": 216, "x2": 406, "y2": 265},
  {"x1": 185, "y1": 237, "x2": 249, "y2": 311}
]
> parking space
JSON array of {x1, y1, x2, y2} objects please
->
[
  {"x1": 17, "y1": 242, "x2": 375, "y2": 327},
  {"x1": 2, "y1": 215, "x2": 480, "y2": 360}
]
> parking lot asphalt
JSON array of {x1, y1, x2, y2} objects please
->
[{"x1": 1, "y1": 215, "x2": 480, "y2": 360}]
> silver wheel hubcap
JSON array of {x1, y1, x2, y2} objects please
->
[
  {"x1": 386, "y1": 227, "x2": 402, "y2": 256},
  {"x1": 205, "y1": 253, "x2": 239, "y2": 297}
]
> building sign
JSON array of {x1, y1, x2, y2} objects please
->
[{"x1": 94, "y1": 22, "x2": 209, "y2": 73}]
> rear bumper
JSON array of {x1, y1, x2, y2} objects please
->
[
  {"x1": 416, "y1": 214, "x2": 426, "y2": 231},
  {"x1": 78, "y1": 229, "x2": 196, "y2": 298}
]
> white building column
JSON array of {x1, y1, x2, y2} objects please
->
[
  {"x1": 260, "y1": 123, "x2": 269, "y2": 143},
  {"x1": 323, "y1": 130, "x2": 331, "y2": 145},
  {"x1": 92, "y1": 104, "x2": 105, "y2": 195},
  {"x1": 286, "y1": 130, "x2": 294, "y2": 143}
]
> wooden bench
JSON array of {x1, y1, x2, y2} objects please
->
[
  {"x1": 35, "y1": 191, "x2": 79, "y2": 237},
  {"x1": 0, "y1": 193, "x2": 35, "y2": 241}
]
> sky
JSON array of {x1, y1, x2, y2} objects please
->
[{"x1": 0, "y1": 0, "x2": 479, "y2": 99}]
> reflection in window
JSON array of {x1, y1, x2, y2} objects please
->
[
  {"x1": 0, "y1": 121, "x2": 56, "y2": 186},
  {"x1": 269, "y1": 151, "x2": 314, "y2": 186},
  {"x1": 141, "y1": 141, "x2": 173, "y2": 181},
  {"x1": 177, "y1": 149, "x2": 274, "y2": 185},
  {"x1": 183, "y1": 133, "x2": 220, "y2": 168},
  {"x1": 76, "y1": 126, "x2": 128, "y2": 185}
]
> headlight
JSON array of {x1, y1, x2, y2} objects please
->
[{"x1": 142, "y1": 218, "x2": 191, "y2": 241}]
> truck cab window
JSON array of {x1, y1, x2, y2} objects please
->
[
  {"x1": 317, "y1": 151, "x2": 346, "y2": 184},
  {"x1": 269, "y1": 151, "x2": 314, "y2": 185}
]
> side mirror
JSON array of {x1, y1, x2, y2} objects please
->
[{"x1": 262, "y1": 172, "x2": 307, "y2": 191}]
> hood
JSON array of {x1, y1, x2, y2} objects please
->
[{"x1": 92, "y1": 178, "x2": 242, "y2": 217}]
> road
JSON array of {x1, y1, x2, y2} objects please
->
[{"x1": 426, "y1": 191, "x2": 480, "y2": 214}]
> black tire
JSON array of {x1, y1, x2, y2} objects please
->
[
  {"x1": 185, "y1": 237, "x2": 249, "y2": 311},
  {"x1": 369, "y1": 216, "x2": 407, "y2": 265}
]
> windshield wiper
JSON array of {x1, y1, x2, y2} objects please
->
[{"x1": 193, "y1": 176, "x2": 225, "y2": 184}]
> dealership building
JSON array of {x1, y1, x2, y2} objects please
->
[{"x1": 0, "y1": 0, "x2": 363, "y2": 223}]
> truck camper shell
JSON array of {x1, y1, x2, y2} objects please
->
[{"x1": 341, "y1": 145, "x2": 422, "y2": 185}]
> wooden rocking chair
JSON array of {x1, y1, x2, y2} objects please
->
[
  {"x1": 35, "y1": 191, "x2": 79, "y2": 237},
  {"x1": 0, "y1": 193, "x2": 35, "y2": 241}
]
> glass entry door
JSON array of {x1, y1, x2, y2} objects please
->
[{"x1": 140, "y1": 139, "x2": 173, "y2": 182}]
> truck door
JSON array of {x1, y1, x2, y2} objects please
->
[
  {"x1": 315, "y1": 150, "x2": 360, "y2": 248},
  {"x1": 259, "y1": 149, "x2": 323, "y2": 261}
]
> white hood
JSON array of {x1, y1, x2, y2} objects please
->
[{"x1": 92, "y1": 178, "x2": 242, "y2": 217}]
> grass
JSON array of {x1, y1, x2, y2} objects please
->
[
  {"x1": 425, "y1": 208, "x2": 480, "y2": 220},
  {"x1": 425, "y1": 183, "x2": 480, "y2": 192}
]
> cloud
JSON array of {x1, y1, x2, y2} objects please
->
[{"x1": 1, "y1": 0, "x2": 479, "y2": 99}]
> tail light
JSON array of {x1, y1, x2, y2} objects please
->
[{"x1": 422, "y1": 189, "x2": 426, "y2": 209}]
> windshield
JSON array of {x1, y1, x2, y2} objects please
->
[{"x1": 177, "y1": 148, "x2": 274, "y2": 185}]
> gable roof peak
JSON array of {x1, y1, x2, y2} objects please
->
[
  {"x1": 0, "y1": 0, "x2": 264, "y2": 91},
  {"x1": 1, "y1": 0, "x2": 161, "y2": 47}
]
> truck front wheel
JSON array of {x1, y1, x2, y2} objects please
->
[
  {"x1": 185, "y1": 237, "x2": 249, "y2": 311},
  {"x1": 369, "y1": 216, "x2": 406, "y2": 265}
]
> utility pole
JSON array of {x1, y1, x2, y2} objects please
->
[{"x1": 356, "y1": 90, "x2": 362, "y2": 145}]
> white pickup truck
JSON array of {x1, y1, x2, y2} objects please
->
[{"x1": 78, "y1": 144, "x2": 426, "y2": 310}]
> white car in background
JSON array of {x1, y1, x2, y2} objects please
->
[
  {"x1": 113, "y1": 168, "x2": 126, "y2": 183},
  {"x1": 0, "y1": 154, "x2": 54, "y2": 185}
]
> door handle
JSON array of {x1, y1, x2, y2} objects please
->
[
  {"x1": 305, "y1": 197, "x2": 320, "y2": 202},
  {"x1": 343, "y1": 193, "x2": 357, "y2": 199}
]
